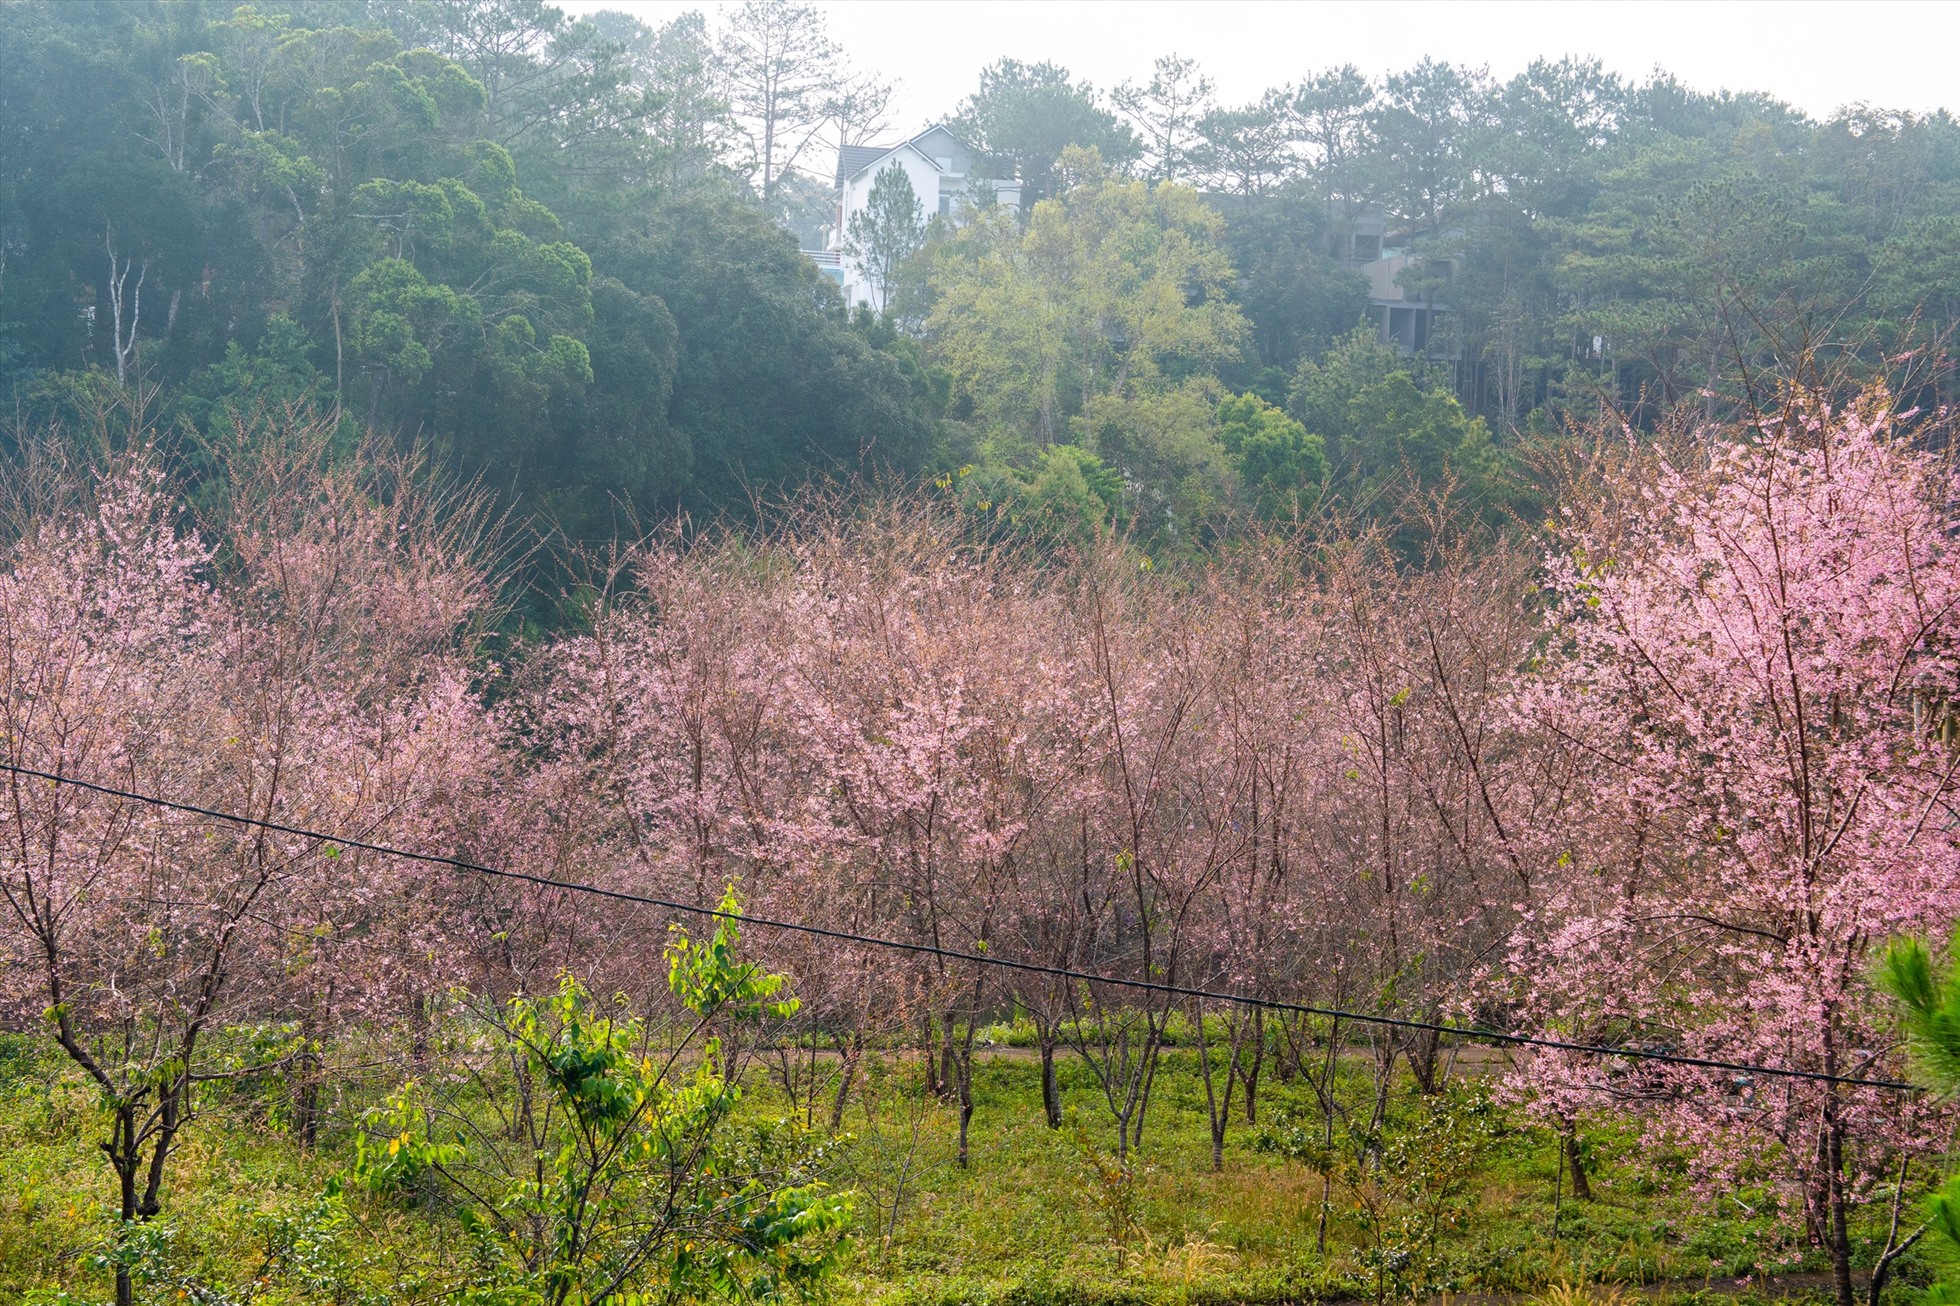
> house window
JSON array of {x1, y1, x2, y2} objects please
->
[{"x1": 939, "y1": 194, "x2": 952, "y2": 216}]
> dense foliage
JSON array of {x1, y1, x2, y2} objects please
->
[
  {"x1": 0, "y1": 0, "x2": 937, "y2": 541},
  {"x1": 9, "y1": 1, "x2": 1960, "y2": 566}
]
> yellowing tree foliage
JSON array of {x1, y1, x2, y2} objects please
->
[{"x1": 927, "y1": 146, "x2": 1249, "y2": 453}]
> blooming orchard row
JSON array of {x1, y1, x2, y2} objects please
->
[{"x1": 1, "y1": 387, "x2": 1955, "y2": 1303}]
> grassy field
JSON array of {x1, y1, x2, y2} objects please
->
[{"x1": 0, "y1": 1031, "x2": 1934, "y2": 1306}]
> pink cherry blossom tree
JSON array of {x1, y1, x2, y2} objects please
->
[
  {"x1": 1504, "y1": 386, "x2": 1960, "y2": 1305},
  {"x1": 0, "y1": 415, "x2": 496, "y2": 1306}
]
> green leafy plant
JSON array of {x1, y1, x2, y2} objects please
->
[
  {"x1": 1334, "y1": 1090, "x2": 1497, "y2": 1305},
  {"x1": 59, "y1": 1183, "x2": 380, "y2": 1306},
  {"x1": 354, "y1": 890, "x2": 852, "y2": 1304},
  {"x1": 1068, "y1": 1121, "x2": 1146, "y2": 1268}
]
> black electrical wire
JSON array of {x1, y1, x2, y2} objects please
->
[{"x1": 0, "y1": 761, "x2": 1917, "y2": 1092}]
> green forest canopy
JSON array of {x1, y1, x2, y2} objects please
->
[{"x1": 4, "y1": 0, "x2": 1958, "y2": 558}]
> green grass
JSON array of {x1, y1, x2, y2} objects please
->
[
  {"x1": 817, "y1": 1052, "x2": 1754, "y2": 1305},
  {"x1": 0, "y1": 1031, "x2": 1930, "y2": 1305}
]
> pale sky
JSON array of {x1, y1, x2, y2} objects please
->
[{"x1": 565, "y1": 0, "x2": 1960, "y2": 132}]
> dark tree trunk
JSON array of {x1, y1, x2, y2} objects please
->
[
  {"x1": 1563, "y1": 1124, "x2": 1592, "y2": 1202},
  {"x1": 112, "y1": 1101, "x2": 139, "y2": 1306},
  {"x1": 938, "y1": 1010, "x2": 960, "y2": 1104},
  {"x1": 295, "y1": 1044, "x2": 321, "y2": 1149},
  {"x1": 1407, "y1": 1025, "x2": 1442, "y2": 1094},
  {"x1": 921, "y1": 1011, "x2": 942, "y2": 1099},
  {"x1": 1826, "y1": 1111, "x2": 1856, "y2": 1306},
  {"x1": 1367, "y1": 1035, "x2": 1397, "y2": 1139},
  {"x1": 294, "y1": 986, "x2": 330, "y2": 1149},
  {"x1": 1273, "y1": 1018, "x2": 1298, "y2": 1083},
  {"x1": 1241, "y1": 1010, "x2": 1265, "y2": 1125},
  {"x1": 409, "y1": 991, "x2": 433, "y2": 1070},
  {"x1": 1129, "y1": 1016, "x2": 1166, "y2": 1154},
  {"x1": 829, "y1": 1031, "x2": 864, "y2": 1130},
  {"x1": 949, "y1": 976, "x2": 984, "y2": 1168},
  {"x1": 1868, "y1": 1156, "x2": 1926, "y2": 1306},
  {"x1": 1195, "y1": 1003, "x2": 1227, "y2": 1171},
  {"x1": 1312, "y1": 1019, "x2": 1344, "y2": 1256},
  {"x1": 1039, "y1": 1030, "x2": 1062, "y2": 1129}
]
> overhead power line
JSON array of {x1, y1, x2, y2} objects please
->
[{"x1": 0, "y1": 761, "x2": 1916, "y2": 1092}]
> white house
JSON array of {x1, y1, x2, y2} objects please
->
[{"x1": 808, "y1": 124, "x2": 1021, "y2": 311}]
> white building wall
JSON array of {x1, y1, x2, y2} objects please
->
[
  {"x1": 821, "y1": 129, "x2": 1024, "y2": 313},
  {"x1": 838, "y1": 148, "x2": 941, "y2": 311}
]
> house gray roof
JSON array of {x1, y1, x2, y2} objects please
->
[
  {"x1": 835, "y1": 144, "x2": 891, "y2": 186},
  {"x1": 835, "y1": 126, "x2": 984, "y2": 188}
]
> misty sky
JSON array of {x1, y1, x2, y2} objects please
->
[{"x1": 563, "y1": 0, "x2": 1960, "y2": 134}]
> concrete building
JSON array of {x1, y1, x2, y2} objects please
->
[
  {"x1": 1360, "y1": 245, "x2": 1456, "y2": 357},
  {"x1": 1330, "y1": 201, "x2": 1460, "y2": 360}
]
